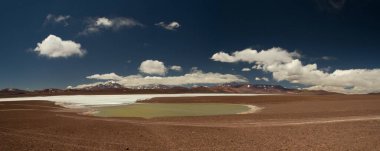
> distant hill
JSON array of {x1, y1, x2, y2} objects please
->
[
  {"x1": 210, "y1": 83, "x2": 290, "y2": 94},
  {"x1": 369, "y1": 92, "x2": 380, "y2": 95},
  {"x1": 0, "y1": 88, "x2": 29, "y2": 96},
  {"x1": 0, "y1": 83, "x2": 341, "y2": 98}
]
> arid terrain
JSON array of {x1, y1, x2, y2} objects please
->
[{"x1": 1, "y1": 95, "x2": 380, "y2": 150}]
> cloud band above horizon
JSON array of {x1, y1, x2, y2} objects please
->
[{"x1": 211, "y1": 47, "x2": 380, "y2": 94}]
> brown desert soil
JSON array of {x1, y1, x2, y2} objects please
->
[{"x1": 1, "y1": 94, "x2": 380, "y2": 150}]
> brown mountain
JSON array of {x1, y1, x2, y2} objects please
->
[
  {"x1": 0, "y1": 88, "x2": 28, "y2": 95},
  {"x1": 0, "y1": 83, "x2": 341, "y2": 98},
  {"x1": 210, "y1": 83, "x2": 291, "y2": 93}
]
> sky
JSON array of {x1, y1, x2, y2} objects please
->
[{"x1": 0, "y1": 0, "x2": 379, "y2": 94}]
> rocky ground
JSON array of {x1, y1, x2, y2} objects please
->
[{"x1": 1, "y1": 95, "x2": 380, "y2": 150}]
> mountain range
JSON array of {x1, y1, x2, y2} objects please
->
[{"x1": 0, "y1": 83, "x2": 339, "y2": 98}]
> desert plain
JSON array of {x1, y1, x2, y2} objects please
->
[{"x1": 1, "y1": 94, "x2": 380, "y2": 150}]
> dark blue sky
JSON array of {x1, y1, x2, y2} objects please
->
[{"x1": 1, "y1": 0, "x2": 379, "y2": 90}]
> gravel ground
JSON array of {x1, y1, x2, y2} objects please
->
[{"x1": 1, "y1": 95, "x2": 380, "y2": 151}]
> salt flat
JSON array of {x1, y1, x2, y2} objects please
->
[{"x1": 0, "y1": 94, "x2": 269, "y2": 108}]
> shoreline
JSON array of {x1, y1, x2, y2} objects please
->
[
  {"x1": 0, "y1": 93, "x2": 274, "y2": 108},
  {"x1": 80, "y1": 103, "x2": 262, "y2": 118},
  {"x1": 238, "y1": 105, "x2": 263, "y2": 114}
]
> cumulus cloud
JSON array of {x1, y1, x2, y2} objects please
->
[
  {"x1": 255, "y1": 77, "x2": 269, "y2": 82},
  {"x1": 212, "y1": 47, "x2": 380, "y2": 94},
  {"x1": 45, "y1": 14, "x2": 71, "y2": 26},
  {"x1": 211, "y1": 47, "x2": 300, "y2": 64},
  {"x1": 139, "y1": 60, "x2": 168, "y2": 75},
  {"x1": 95, "y1": 17, "x2": 113, "y2": 27},
  {"x1": 73, "y1": 70, "x2": 247, "y2": 89},
  {"x1": 34, "y1": 34, "x2": 85, "y2": 58},
  {"x1": 80, "y1": 17, "x2": 142, "y2": 35},
  {"x1": 86, "y1": 73, "x2": 123, "y2": 81},
  {"x1": 242, "y1": 68, "x2": 251, "y2": 72},
  {"x1": 170, "y1": 65, "x2": 182, "y2": 72},
  {"x1": 210, "y1": 52, "x2": 237, "y2": 63},
  {"x1": 155, "y1": 21, "x2": 180, "y2": 30}
]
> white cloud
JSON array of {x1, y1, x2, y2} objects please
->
[
  {"x1": 242, "y1": 68, "x2": 251, "y2": 72},
  {"x1": 139, "y1": 60, "x2": 168, "y2": 75},
  {"x1": 86, "y1": 73, "x2": 123, "y2": 81},
  {"x1": 95, "y1": 17, "x2": 113, "y2": 27},
  {"x1": 73, "y1": 70, "x2": 247, "y2": 89},
  {"x1": 255, "y1": 77, "x2": 269, "y2": 82},
  {"x1": 252, "y1": 65, "x2": 263, "y2": 70},
  {"x1": 119, "y1": 71, "x2": 247, "y2": 86},
  {"x1": 71, "y1": 82, "x2": 107, "y2": 89},
  {"x1": 80, "y1": 17, "x2": 142, "y2": 35},
  {"x1": 34, "y1": 35, "x2": 85, "y2": 58},
  {"x1": 155, "y1": 21, "x2": 180, "y2": 30},
  {"x1": 212, "y1": 47, "x2": 380, "y2": 94},
  {"x1": 170, "y1": 65, "x2": 182, "y2": 72},
  {"x1": 210, "y1": 52, "x2": 238, "y2": 63},
  {"x1": 45, "y1": 14, "x2": 71, "y2": 26},
  {"x1": 211, "y1": 47, "x2": 300, "y2": 64}
]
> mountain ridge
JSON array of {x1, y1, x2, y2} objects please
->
[{"x1": 0, "y1": 83, "x2": 340, "y2": 98}]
